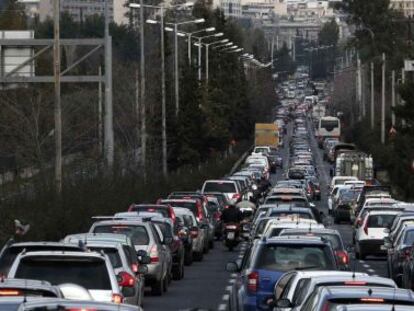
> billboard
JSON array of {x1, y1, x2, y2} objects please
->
[{"x1": 0, "y1": 30, "x2": 34, "y2": 78}]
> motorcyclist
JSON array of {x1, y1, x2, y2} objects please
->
[{"x1": 221, "y1": 205, "x2": 243, "y2": 224}]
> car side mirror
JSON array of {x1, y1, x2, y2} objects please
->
[
  {"x1": 137, "y1": 265, "x2": 148, "y2": 274},
  {"x1": 225, "y1": 261, "x2": 240, "y2": 272},
  {"x1": 276, "y1": 298, "x2": 293, "y2": 308}
]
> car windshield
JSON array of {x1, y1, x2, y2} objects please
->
[
  {"x1": 93, "y1": 225, "x2": 150, "y2": 245},
  {"x1": 367, "y1": 214, "x2": 396, "y2": 228},
  {"x1": 255, "y1": 244, "x2": 334, "y2": 271},
  {"x1": 203, "y1": 182, "x2": 236, "y2": 193},
  {"x1": 340, "y1": 191, "x2": 359, "y2": 201},
  {"x1": 15, "y1": 257, "x2": 111, "y2": 290}
]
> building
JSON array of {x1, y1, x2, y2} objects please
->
[
  {"x1": 17, "y1": 0, "x2": 129, "y2": 24},
  {"x1": 220, "y1": 0, "x2": 242, "y2": 17},
  {"x1": 390, "y1": 0, "x2": 414, "y2": 17}
]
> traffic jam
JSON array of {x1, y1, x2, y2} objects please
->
[{"x1": 0, "y1": 71, "x2": 414, "y2": 311}]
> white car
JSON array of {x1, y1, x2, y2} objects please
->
[
  {"x1": 355, "y1": 210, "x2": 400, "y2": 259},
  {"x1": 201, "y1": 179, "x2": 241, "y2": 204},
  {"x1": 330, "y1": 176, "x2": 358, "y2": 191},
  {"x1": 262, "y1": 218, "x2": 323, "y2": 238},
  {"x1": 272, "y1": 271, "x2": 395, "y2": 310},
  {"x1": 8, "y1": 251, "x2": 123, "y2": 304}
]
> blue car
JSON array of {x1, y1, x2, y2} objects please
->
[{"x1": 226, "y1": 236, "x2": 337, "y2": 311}]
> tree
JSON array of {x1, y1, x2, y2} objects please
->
[
  {"x1": 319, "y1": 18, "x2": 339, "y2": 47},
  {"x1": 0, "y1": 0, "x2": 26, "y2": 30}
]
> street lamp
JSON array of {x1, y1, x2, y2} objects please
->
[
  {"x1": 130, "y1": 1, "x2": 194, "y2": 177},
  {"x1": 164, "y1": 18, "x2": 205, "y2": 115},
  {"x1": 193, "y1": 32, "x2": 224, "y2": 80},
  {"x1": 213, "y1": 42, "x2": 233, "y2": 50},
  {"x1": 179, "y1": 27, "x2": 216, "y2": 65},
  {"x1": 196, "y1": 38, "x2": 229, "y2": 82}
]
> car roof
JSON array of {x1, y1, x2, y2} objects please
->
[
  {"x1": 18, "y1": 251, "x2": 106, "y2": 259},
  {"x1": 293, "y1": 271, "x2": 367, "y2": 279},
  {"x1": 91, "y1": 219, "x2": 149, "y2": 226},
  {"x1": 335, "y1": 304, "x2": 414, "y2": 311},
  {"x1": 280, "y1": 228, "x2": 340, "y2": 235},
  {"x1": 318, "y1": 286, "x2": 414, "y2": 299},
  {"x1": 15, "y1": 298, "x2": 141, "y2": 310},
  {"x1": 0, "y1": 278, "x2": 58, "y2": 291},
  {"x1": 161, "y1": 198, "x2": 197, "y2": 204},
  {"x1": 262, "y1": 235, "x2": 328, "y2": 245},
  {"x1": 63, "y1": 233, "x2": 131, "y2": 245},
  {"x1": 310, "y1": 275, "x2": 396, "y2": 287},
  {"x1": 171, "y1": 207, "x2": 194, "y2": 215},
  {"x1": 367, "y1": 210, "x2": 401, "y2": 216},
  {"x1": 9, "y1": 242, "x2": 81, "y2": 249}
]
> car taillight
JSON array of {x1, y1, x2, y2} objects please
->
[
  {"x1": 150, "y1": 245, "x2": 160, "y2": 263},
  {"x1": 355, "y1": 218, "x2": 362, "y2": 226},
  {"x1": 360, "y1": 298, "x2": 384, "y2": 303},
  {"x1": 321, "y1": 302, "x2": 330, "y2": 311},
  {"x1": 335, "y1": 250, "x2": 349, "y2": 265},
  {"x1": 0, "y1": 289, "x2": 22, "y2": 296},
  {"x1": 247, "y1": 271, "x2": 259, "y2": 293},
  {"x1": 344, "y1": 280, "x2": 367, "y2": 286},
  {"x1": 170, "y1": 207, "x2": 176, "y2": 223},
  {"x1": 363, "y1": 221, "x2": 368, "y2": 235},
  {"x1": 112, "y1": 293, "x2": 124, "y2": 304},
  {"x1": 196, "y1": 204, "x2": 203, "y2": 222},
  {"x1": 131, "y1": 263, "x2": 139, "y2": 273},
  {"x1": 118, "y1": 271, "x2": 136, "y2": 287},
  {"x1": 232, "y1": 193, "x2": 241, "y2": 200},
  {"x1": 403, "y1": 248, "x2": 411, "y2": 260},
  {"x1": 214, "y1": 211, "x2": 221, "y2": 221},
  {"x1": 190, "y1": 228, "x2": 199, "y2": 238}
]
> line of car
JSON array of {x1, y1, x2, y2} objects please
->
[{"x1": 225, "y1": 78, "x2": 414, "y2": 311}]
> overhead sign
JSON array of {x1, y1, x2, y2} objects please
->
[{"x1": 404, "y1": 59, "x2": 414, "y2": 72}]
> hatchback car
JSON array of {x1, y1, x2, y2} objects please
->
[{"x1": 226, "y1": 236, "x2": 337, "y2": 311}]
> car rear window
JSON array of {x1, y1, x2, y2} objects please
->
[
  {"x1": 203, "y1": 182, "x2": 236, "y2": 193},
  {"x1": 0, "y1": 302, "x2": 21, "y2": 311},
  {"x1": 280, "y1": 232, "x2": 341, "y2": 250},
  {"x1": 88, "y1": 247, "x2": 122, "y2": 269},
  {"x1": 0, "y1": 246, "x2": 80, "y2": 276},
  {"x1": 255, "y1": 244, "x2": 334, "y2": 271},
  {"x1": 169, "y1": 202, "x2": 198, "y2": 218},
  {"x1": 269, "y1": 211, "x2": 311, "y2": 219},
  {"x1": 265, "y1": 198, "x2": 307, "y2": 208},
  {"x1": 404, "y1": 230, "x2": 414, "y2": 245},
  {"x1": 93, "y1": 225, "x2": 149, "y2": 245},
  {"x1": 15, "y1": 257, "x2": 112, "y2": 290},
  {"x1": 367, "y1": 214, "x2": 396, "y2": 228},
  {"x1": 130, "y1": 206, "x2": 169, "y2": 218},
  {"x1": 153, "y1": 222, "x2": 173, "y2": 238}
]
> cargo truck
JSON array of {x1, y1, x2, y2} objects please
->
[
  {"x1": 255, "y1": 123, "x2": 279, "y2": 148},
  {"x1": 335, "y1": 151, "x2": 374, "y2": 184}
]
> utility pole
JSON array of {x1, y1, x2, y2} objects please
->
[
  {"x1": 98, "y1": 66, "x2": 103, "y2": 154},
  {"x1": 357, "y1": 56, "x2": 362, "y2": 121},
  {"x1": 188, "y1": 33, "x2": 192, "y2": 65},
  {"x1": 198, "y1": 36, "x2": 202, "y2": 81},
  {"x1": 381, "y1": 53, "x2": 386, "y2": 144},
  {"x1": 139, "y1": 0, "x2": 147, "y2": 176},
  {"x1": 362, "y1": 65, "x2": 366, "y2": 118},
  {"x1": 391, "y1": 70, "x2": 396, "y2": 127},
  {"x1": 174, "y1": 24, "x2": 180, "y2": 116},
  {"x1": 205, "y1": 44, "x2": 209, "y2": 82},
  {"x1": 370, "y1": 62, "x2": 375, "y2": 130},
  {"x1": 104, "y1": 0, "x2": 114, "y2": 168},
  {"x1": 402, "y1": 68, "x2": 406, "y2": 127},
  {"x1": 53, "y1": 0, "x2": 62, "y2": 193},
  {"x1": 160, "y1": 7, "x2": 167, "y2": 177},
  {"x1": 271, "y1": 35, "x2": 274, "y2": 69}
]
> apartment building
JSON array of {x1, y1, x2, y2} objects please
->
[{"x1": 390, "y1": 0, "x2": 414, "y2": 17}]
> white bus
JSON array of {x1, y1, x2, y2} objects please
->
[{"x1": 316, "y1": 116, "x2": 341, "y2": 147}]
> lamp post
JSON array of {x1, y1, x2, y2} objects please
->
[
  {"x1": 180, "y1": 27, "x2": 215, "y2": 65},
  {"x1": 131, "y1": 1, "x2": 193, "y2": 177},
  {"x1": 193, "y1": 32, "x2": 224, "y2": 80},
  {"x1": 165, "y1": 18, "x2": 205, "y2": 115},
  {"x1": 195, "y1": 39, "x2": 229, "y2": 82}
]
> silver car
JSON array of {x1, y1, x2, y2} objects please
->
[
  {"x1": 173, "y1": 207, "x2": 206, "y2": 261},
  {"x1": 63, "y1": 233, "x2": 145, "y2": 306},
  {"x1": 89, "y1": 219, "x2": 172, "y2": 296},
  {"x1": 7, "y1": 251, "x2": 123, "y2": 304}
]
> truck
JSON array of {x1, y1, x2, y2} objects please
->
[
  {"x1": 312, "y1": 103, "x2": 326, "y2": 122},
  {"x1": 255, "y1": 123, "x2": 279, "y2": 148},
  {"x1": 335, "y1": 151, "x2": 374, "y2": 184}
]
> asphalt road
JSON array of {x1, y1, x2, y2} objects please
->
[{"x1": 144, "y1": 117, "x2": 388, "y2": 311}]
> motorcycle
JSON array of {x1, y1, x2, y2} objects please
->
[{"x1": 224, "y1": 223, "x2": 240, "y2": 251}]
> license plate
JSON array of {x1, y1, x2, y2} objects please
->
[
  {"x1": 380, "y1": 245, "x2": 387, "y2": 250},
  {"x1": 227, "y1": 232, "x2": 235, "y2": 240}
]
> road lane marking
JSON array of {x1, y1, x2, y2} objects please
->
[
  {"x1": 228, "y1": 279, "x2": 235, "y2": 284},
  {"x1": 231, "y1": 273, "x2": 237, "y2": 277},
  {"x1": 218, "y1": 304, "x2": 227, "y2": 311},
  {"x1": 222, "y1": 294, "x2": 230, "y2": 301},
  {"x1": 368, "y1": 268, "x2": 375, "y2": 273},
  {"x1": 226, "y1": 285, "x2": 232, "y2": 291}
]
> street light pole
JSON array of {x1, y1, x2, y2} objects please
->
[
  {"x1": 160, "y1": 7, "x2": 167, "y2": 177},
  {"x1": 198, "y1": 37, "x2": 202, "y2": 80},
  {"x1": 174, "y1": 23, "x2": 179, "y2": 116},
  {"x1": 381, "y1": 53, "x2": 386, "y2": 144},
  {"x1": 139, "y1": 0, "x2": 146, "y2": 177}
]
